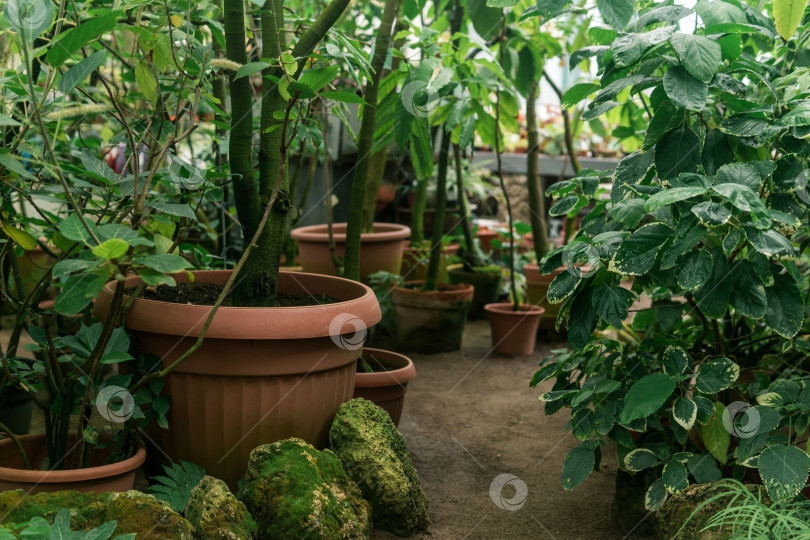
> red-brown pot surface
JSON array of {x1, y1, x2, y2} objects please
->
[
  {"x1": 353, "y1": 348, "x2": 416, "y2": 426},
  {"x1": 291, "y1": 222, "x2": 410, "y2": 279},
  {"x1": 95, "y1": 270, "x2": 381, "y2": 489},
  {"x1": 0, "y1": 434, "x2": 145, "y2": 494},
  {"x1": 477, "y1": 230, "x2": 498, "y2": 253},
  {"x1": 485, "y1": 303, "x2": 545, "y2": 356},
  {"x1": 376, "y1": 185, "x2": 397, "y2": 212}
]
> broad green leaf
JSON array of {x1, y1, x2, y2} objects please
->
[
  {"x1": 758, "y1": 445, "x2": 810, "y2": 501},
  {"x1": 717, "y1": 34, "x2": 743, "y2": 61},
  {"x1": 547, "y1": 269, "x2": 581, "y2": 304},
  {"x1": 691, "y1": 201, "x2": 731, "y2": 227},
  {"x1": 695, "y1": 0, "x2": 747, "y2": 25},
  {"x1": 764, "y1": 273, "x2": 803, "y2": 338},
  {"x1": 712, "y1": 184, "x2": 771, "y2": 227},
  {"x1": 644, "y1": 186, "x2": 707, "y2": 212},
  {"x1": 701, "y1": 401, "x2": 730, "y2": 464},
  {"x1": 409, "y1": 116, "x2": 433, "y2": 179},
  {"x1": 694, "y1": 396, "x2": 715, "y2": 424},
  {"x1": 562, "y1": 439, "x2": 598, "y2": 490},
  {"x1": 133, "y1": 254, "x2": 190, "y2": 273},
  {"x1": 693, "y1": 249, "x2": 731, "y2": 318},
  {"x1": 655, "y1": 128, "x2": 701, "y2": 180},
  {"x1": 677, "y1": 250, "x2": 713, "y2": 291},
  {"x1": 780, "y1": 101, "x2": 810, "y2": 126},
  {"x1": 644, "y1": 478, "x2": 668, "y2": 511},
  {"x1": 53, "y1": 259, "x2": 96, "y2": 277},
  {"x1": 643, "y1": 100, "x2": 685, "y2": 150},
  {"x1": 696, "y1": 357, "x2": 739, "y2": 394},
  {"x1": 58, "y1": 50, "x2": 106, "y2": 94},
  {"x1": 4, "y1": 0, "x2": 54, "y2": 41},
  {"x1": 535, "y1": 0, "x2": 570, "y2": 19},
  {"x1": 59, "y1": 214, "x2": 96, "y2": 244},
  {"x1": 567, "y1": 290, "x2": 597, "y2": 351},
  {"x1": 715, "y1": 162, "x2": 767, "y2": 190},
  {"x1": 662, "y1": 460, "x2": 689, "y2": 494},
  {"x1": 702, "y1": 130, "x2": 735, "y2": 176},
  {"x1": 730, "y1": 260, "x2": 767, "y2": 319},
  {"x1": 320, "y1": 91, "x2": 365, "y2": 104},
  {"x1": 561, "y1": 83, "x2": 600, "y2": 108},
  {"x1": 610, "y1": 223, "x2": 674, "y2": 276},
  {"x1": 597, "y1": 0, "x2": 633, "y2": 30},
  {"x1": 146, "y1": 202, "x2": 197, "y2": 220},
  {"x1": 620, "y1": 373, "x2": 677, "y2": 423},
  {"x1": 686, "y1": 454, "x2": 722, "y2": 484},
  {"x1": 743, "y1": 225, "x2": 794, "y2": 258},
  {"x1": 614, "y1": 150, "x2": 655, "y2": 186},
  {"x1": 719, "y1": 116, "x2": 770, "y2": 137},
  {"x1": 624, "y1": 448, "x2": 660, "y2": 472},
  {"x1": 55, "y1": 273, "x2": 104, "y2": 315},
  {"x1": 0, "y1": 222, "x2": 36, "y2": 250},
  {"x1": 138, "y1": 268, "x2": 177, "y2": 287},
  {"x1": 663, "y1": 346, "x2": 690, "y2": 376},
  {"x1": 611, "y1": 26, "x2": 675, "y2": 67},
  {"x1": 92, "y1": 238, "x2": 129, "y2": 260},
  {"x1": 47, "y1": 11, "x2": 120, "y2": 67},
  {"x1": 591, "y1": 285, "x2": 635, "y2": 328},
  {"x1": 773, "y1": 0, "x2": 810, "y2": 40},
  {"x1": 569, "y1": 46, "x2": 609, "y2": 70},
  {"x1": 581, "y1": 100, "x2": 620, "y2": 121},
  {"x1": 634, "y1": 5, "x2": 693, "y2": 30},
  {"x1": 663, "y1": 65, "x2": 708, "y2": 111},
  {"x1": 668, "y1": 33, "x2": 722, "y2": 83},
  {"x1": 549, "y1": 196, "x2": 579, "y2": 216},
  {"x1": 234, "y1": 61, "x2": 270, "y2": 80},
  {"x1": 135, "y1": 60, "x2": 158, "y2": 106},
  {"x1": 609, "y1": 198, "x2": 647, "y2": 227},
  {"x1": 672, "y1": 398, "x2": 697, "y2": 431}
]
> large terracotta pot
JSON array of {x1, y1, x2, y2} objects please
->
[
  {"x1": 400, "y1": 242, "x2": 459, "y2": 282},
  {"x1": 446, "y1": 264, "x2": 502, "y2": 320},
  {"x1": 484, "y1": 303, "x2": 545, "y2": 356},
  {"x1": 291, "y1": 223, "x2": 410, "y2": 280},
  {"x1": 95, "y1": 270, "x2": 381, "y2": 489},
  {"x1": 354, "y1": 348, "x2": 416, "y2": 426},
  {"x1": 390, "y1": 281, "x2": 473, "y2": 354},
  {"x1": 0, "y1": 434, "x2": 145, "y2": 494},
  {"x1": 523, "y1": 264, "x2": 565, "y2": 331}
]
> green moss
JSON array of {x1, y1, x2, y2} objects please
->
[
  {"x1": 394, "y1": 303, "x2": 469, "y2": 353},
  {"x1": 0, "y1": 490, "x2": 193, "y2": 539},
  {"x1": 238, "y1": 438, "x2": 372, "y2": 539},
  {"x1": 329, "y1": 399, "x2": 429, "y2": 537},
  {"x1": 185, "y1": 476, "x2": 257, "y2": 539}
]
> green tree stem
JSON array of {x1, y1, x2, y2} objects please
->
[
  {"x1": 454, "y1": 143, "x2": 480, "y2": 268},
  {"x1": 344, "y1": 0, "x2": 400, "y2": 281},
  {"x1": 526, "y1": 79, "x2": 550, "y2": 261},
  {"x1": 423, "y1": 129, "x2": 451, "y2": 291}
]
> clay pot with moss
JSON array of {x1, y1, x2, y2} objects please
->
[{"x1": 446, "y1": 264, "x2": 502, "y2": 320}]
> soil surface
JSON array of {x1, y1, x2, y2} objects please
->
[
  {"x1": 133, "y1": 283, "x2": 337, "y2": 307},
  {"x1": 372, "y1": 319, "x2": 652, "y2": 540}
]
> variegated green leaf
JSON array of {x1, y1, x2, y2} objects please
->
[
  {"x1": 672, "y1": 397, "x2": 697, "y2": 430},
  {"x1": 696, "y1": 357, "x2": 739, "y2": 393},
  {"x1": 609, "y1": 223, "x2": 674, "y2": 276},
  {"x1": 624, "y1": 448, "x2": 660, "y2": 472}
]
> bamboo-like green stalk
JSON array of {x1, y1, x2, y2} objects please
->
[
  {"x1": 526, "y1": 80, "x2": 550, "y2": 261},
  {"x1": 423, "y1": 129, "x2": 450, "y2": 291},
  {"x1": 453, "y1": 143, "x2": 480, "y2": 268},
  {"x1": 410, "y1": 178, "x2": 427, "y2": 243},
  {"x1": 343, "y1": 0, "x2": 401, "y2": 281}
]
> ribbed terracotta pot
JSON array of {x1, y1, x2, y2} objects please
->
[
  {"x1": 95, "y1": 270, "x2": 381, "y2": 489},
  {"x1": 446, "y1": 264, "x2": 502, "y2": 320},
  {"x1": 390, "y1": 281, "x2": 473, "y2": 354},
  {"x1": 400, "y1": 242, "x2": 459, "y2": 282},
  {"x1": 291, "y1": 223, "x2": 410, "y2": 280},
  {"x1": 485, "y1": 303, "x2": 545, "y2": 356},
  {"x1": 523, "y1": 264, "x2": 564, "y2": 331},
  {"x1": 0, "y1": 434, "x2": 145, "y2": 494},
  {"x1": 353, "y1": 348, "x2": 416, "y2": 426}
]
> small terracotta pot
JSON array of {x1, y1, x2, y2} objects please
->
[
  {"x1": 376, "y1": 184, "x2": 397, "y2": 212},
  {"x1": 390, "y1": 281, "x2": 474, "y2": 354},
  {"x1": 291, "y1": 223, "x2": 411, "y2": 280},
  {"x1": 400, "y1": 242, "x2": 459, "y2": 282},
  {"x1": 0, "y1": 434, "x2": 145, "y2": 494},
  {"x1": 485, "y1": 303, "x2": 545, "y2": 356},
  {"x1": 477, "y1": 230, "x2": 499, "y2": 253},
  {"x1": 446, "y1": 264, "x2": 502, "y2": 320},
  {"x1": 95, "y1": 270, "x2": 381, "y2": 489},
  {"x1": 353, "y1": 348, "x2": 416, "y2": 426},
  {"x1": 523, "y1": 264, "x2": 564, "y2": 331}
]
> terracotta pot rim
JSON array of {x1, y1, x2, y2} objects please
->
[
  {"x1": 291, "y1": 223, "x2": 411, "y2": 243},
  {"x1": 394, "y1": 281, "x2": 474, "y2": 294},
  {"x1": 95, "y1": 270, "x2": 382, "y2": 340},
  {"x1": 0, "y1": 434, "x2": 146, "y2": 484},
  {"x1": 356, "y1": 348, "x2": 416, "y2": 388},
  {"x1": 485, "y1": 303, "x2": 545, "y2": 316}
]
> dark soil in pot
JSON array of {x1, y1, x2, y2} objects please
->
[{"x1": 134, "y1": 282, "x2": 338, "y2": 306}]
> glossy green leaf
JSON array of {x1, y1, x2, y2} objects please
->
[
  {"x1": 730, "y1": 261, "x2": 767, "y2": 319},
  {"x1": 712, "y1": 184, "x2": 771, "y2": 227},
  {"x1": 743, "y1": 225, "x2": 794, "y2": 258},
  {"x1": 663, "y1": 346, "x2": 690, "y2": 376},
  {"x1": 591, "y1": 286, "x2": 635, "y2": 328},
  {"x1": 677, "y1": 250, "x2": 713, "y2": 291},
  {"x1": 597, "y1": 0, "x2": 633, "y2": 30},
  {"x1": 774, "y1": 0, "x2": 810, "y2": 40},
  {"x1": 547, "y1": 270, "x2": 581, "y2": 304},
  {"x1": 610, "y1": 223, "x2": 674, "y2": 276},
  {"x1": 92, "y1": 238, "x2": 129, "y2": 260},
  {"x1": 759, "y1": 445, "x2": 810, "y2": 501},
  {"x1": 701, "y1": 401, "x2": 730, "y2": 464},
  {"x1": 624, "y1": 448, "x2": 660, "y2": 472},
  {"x1": 663, "y1": 65, "x2": 708, "y2": 111},
  {"x1": 662, "y1": 460, "x2": 689, "y2": 494},
  {"x1": 611, "y1": 26, "x2": 675, "y2": 67},
  {"x1": 58, "y1": 50, "x2": 106, "y2": 94},
  {"x1": 764, "y1": 273, "x2": 803, "y2": 338},
  {"x1": 644, "y1": 478, "x2": 668, "y2": 511},
  {"x1": 562, "y1": 439, "x2": 598, "y2": 490},
  {"x1": 668, "y1": 33, "x2": 722, "y2": 83},
  {"x1": 691, "y1": 201, "x2": 731, "y2": 227},
  {"x1": 620, "y1": 373, "x2": 677, "y2": 424},
  {"x1": 47, "y1": 11, "x2": 120, "y2": 66},
  {"x1": 696, "y1": 357, "x2": 740, "y2": 393},
  {"x1": 687, "y1": 454, "x2": 722, "y2": 484},
  {"x1": 655, "y1": 128, "x2": 701, "y2": 180},
  {"x1": 673, "y1": 398, "x2": 698, "y2": 431},
  {"x1": 561, "y1": 83, "x2": 600, "y2": 108},
  {"x1": 644, "y1": 186, "x2": 707, "y2": 212},
  {"x1": 133, "y1": 254, "x2": 190, "y2": 273}
]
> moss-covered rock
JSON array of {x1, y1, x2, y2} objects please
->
[
  {"x1": 329, "y1": 399, "x2": 428, "y2": 537},
  {"x1": 0, "y1": 489, "x2": 193, "y2": 538},
  {"x1": 237, "y1": 438, "x2": 372, "y2": 539},
  {"x1": 185, "y1": 476, "x2": 256, "y2": 539},
  {"x1": 655, "y1": 481, "x2": 770, "y2": 539}
]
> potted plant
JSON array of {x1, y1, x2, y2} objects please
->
[
  {"x1": 353, "y1": 347, "x2": 416, "y2": 426},
  {"x1": 291, "y1": 0, "x2": 411, "y2": 282},
  {"x1": 532, "y1": 0, "x2": 810, "y2": 518}
]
